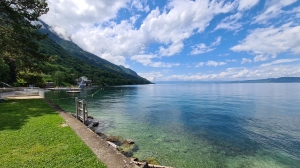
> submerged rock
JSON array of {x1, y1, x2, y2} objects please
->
[
  {"x1": 123, "y1": 139, "x2": 135, "y2": 144},
  {"x1": 106, "y1": 136, "x2": 122, "y2": 146},
  {"x1": 118, "y1": 143, "x2": 139, "y2": 157},
  {"x1": 85, "y1": 118, "x2": 99, "y2": 126},
  {"x1": 145, "y1": 157, "x2": 160, "y2": 165}
]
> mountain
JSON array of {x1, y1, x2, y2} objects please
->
[
  {"x1": 40, "y1": 21, "x2": 143, "y2": 78},
  {"x1": 230, "y1": 77, "x2": 300, "y2": 83},
  {"x1": 38, "y1": 21, "x2": 151, "y2": 85}
]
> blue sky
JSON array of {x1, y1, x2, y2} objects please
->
[{"x1": 40, "y1": 0, "x2": 300, "y2": 82}]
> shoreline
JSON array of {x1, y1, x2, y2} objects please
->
[{"x1": 44, "y1": 98, "x2": 173, "y2": 168}]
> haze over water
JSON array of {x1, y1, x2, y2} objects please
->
[{"x1": 46, "y1": 83, "x2": 300, "y2": 168}]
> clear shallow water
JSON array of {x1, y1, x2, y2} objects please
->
[{"x1": 46, "y1": 83, "x2": 300, "y2": 168}]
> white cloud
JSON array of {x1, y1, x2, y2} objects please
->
[
  {"x1": 238, "y1": 0, "x2": 260, "y2": 11},
  {"x1": 219, "y1": 53, "x2": 230, "y2": 57},
  {"x1": 40, "y1": 0, "x2": 130, "y2": 32},
  {"x1": 231, "y1": 23, "x2": 300, "y2": 58},
  {"x1": 195, "y1": 60, "x2": 227, "y2": 67},
  {"x1": 195, "y1": 62, "x2": 205, "y2": 67},
  {"x1": 150, "y1": 62, "x2": 180, "y2": 68},
  {"x1": 101, "y1": 53, "x2": 129, "y2": 67},
  {"x1": 253, "y1": 0, "x2": 297, "y2": 24},
  {"x1": 191, "y1": 44, "x2": 214, "y2": 55},
  {"x1": 215, "y1": 0, "x2": 260, "y2": 31},
  {"x1": 131, "y1": 0, "x2": 150, "y2": 12},
  {"x1": 232, "y1": 68, "x2": 249, "y2": 78},
  {"x1": 41, "y1": 0, "x2": 236, "y2": 66},
  {"x1": 191, "y1": 36, "x2": 222, "y2": 55},
  {"x1": 70, "y1": 19, "x2": 146, "y2": 66},
  {"x1": 131, "y1": 54, "x2": 157, "y2": 65},
  {"x1": 159, "y1": 42, "x2": 184, "y2": 56},
  {"x1": 254, "y1": 55, "x2": 272, "y2": 62},
  {"x1": 226, "y1": 59, "x2": 238, "y2": 62},
  {"x1": 214, "y1": 12, "x2": 243, "y2": 31},
  {"x1": 260, "y1": 58, "x2": 300, "y2": 67},
  {"x1": 211, "y1": 36, "x2": 222, "y2": 46},
  {"x1": 131, "y1": 55, "x2": 180, "y2": 68},
  {"x1": 159, "y1": 64, "x2": 300, "y2": 81},
  {"x1": 241, "y1": 58, "x2": 252, "y2": 64},
  {"x1": 49, "y1": 25, "x2": 71, "y2": 41},
  {"x1": 218, "y1": 62, "x2": 227, "y2": 66},
  {"x1": 137, "y1": 71, "x2": 164, "y2": 81},
  {"x1": 141, "y1": 0, "x2": 235, "y2": 56}
]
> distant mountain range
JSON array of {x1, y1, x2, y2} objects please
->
[
  {"x1": 230, "y1": 77, "x2": 300, "y2": 83},
  {"x1": 155, "y1": 77, "x2": 300, "y2": 84},
  {"x1": 39, "y1": 21, "x2": 151, "y2": 85}
]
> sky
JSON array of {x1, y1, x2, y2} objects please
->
[{"x1": 40, "y1": 0, "x2": 300, "y2": 82}]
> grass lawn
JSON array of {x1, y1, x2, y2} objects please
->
[{"x1": 0, "y1": 99, "x2": 106, "y2": 168}]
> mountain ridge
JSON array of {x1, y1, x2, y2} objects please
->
[
  {"x1": 39, "y1": 21, "x2": 143, "y2": 78},
  {"x1": 229, "y1": 77, "x2": 300, "y2": 83},
  {"x1": 38, "y1": 21, "x2": 151, "y2": 85}
]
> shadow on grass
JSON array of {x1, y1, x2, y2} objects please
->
[{"x1": 0, "y1": 99, "x2": 57, "y2": 131}]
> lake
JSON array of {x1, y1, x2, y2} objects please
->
[{"x1": 45, "y1": 83, "x2": 300, "y2": 168}]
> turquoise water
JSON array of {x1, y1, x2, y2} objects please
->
[{"x1": 46, "y1": 83, "x2": 300, "y2": 168}]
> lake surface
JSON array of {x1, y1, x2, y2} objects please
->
[{"x1": 45, "y1": 83, "x2": 300, "y2": 168}]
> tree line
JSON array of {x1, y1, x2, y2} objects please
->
[{"x1": 0, "y1": 0, "x2": 150, "y2": 87}]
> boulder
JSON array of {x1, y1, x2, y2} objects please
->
[
  {"x1": 124, "y1": 139, "x2": 135, "y2": 144},
  {"x1": 85, "y1": 118, "x2": 93, "y2": 126},
  {"x1": 106, "y1": 136, "x2": 121, "y2": 142},
  {"x1": 91, "y1": 120, "x2": 99, "y2": 127},
  {"x1": 118, "y1": 143, "x2": 139, "y2": 157},
  {"x1": 86, "y1": 118, "x2": 100, "y2": 128}
]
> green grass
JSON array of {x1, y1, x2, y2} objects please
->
[{"x1": 0, "y1": 99, "x2": 106, "y2": 168}]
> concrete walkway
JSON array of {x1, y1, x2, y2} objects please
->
[
  {"x1": 0, "y1": 90, "x2": 43, "y2": 99},
  {"x1": 44, "y1": 99, "x2": 140, "y2": 168}
]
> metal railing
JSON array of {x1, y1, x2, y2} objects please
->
[{"x1": 75, "y1": 97, "x2": 88, "y2": 123}]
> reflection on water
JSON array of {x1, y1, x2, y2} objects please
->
[{"x1": 46, "y1": 83, "x2": 300, "y2": 168}]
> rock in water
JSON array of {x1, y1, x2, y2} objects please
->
[
  {"x1": 124, "y1": 139, "x2": 135, "y2": 144},
  {"x1": 106, "y1": 136, "x2": 122, "y2": 145},
  {"x1": 92, "y1": 120, "x2": 99, "y2": 127}
]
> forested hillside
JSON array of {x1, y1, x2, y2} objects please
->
[
  {"x1": 0, "y1": 0, "x2": 151, "y2": 87},
  {"x1": 39, "y1": 21, "x2": 141, "y2": 78},
  {"x1": 38, "y1": 37, "x2": 151, "y2": 86}
]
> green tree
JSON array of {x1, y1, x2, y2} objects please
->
[
  {"x1": 18, "y1": 71, "x2": 44, "y2": 87},
  {"x1": 0, "y1": 58, "x2": 10, "y2": 82},
  {"x1": 0, "y1": 0, "x2": 49, "y2": 83},
  {"x1": 53, "y1": 71, "x2": 65, "y2": 87}
]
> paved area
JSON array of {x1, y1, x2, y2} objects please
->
[
  {"x1": 44, "y1": 99, "x2": 140, "y2": 168},
  {"x1": 1, "y1": 95, "x2": 43, "y2": 99},
  {"x1": 0, "y1": 90, "x2": 43, "y2": 99}
]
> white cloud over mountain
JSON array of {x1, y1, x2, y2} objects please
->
[{"x1": 40, "y1": 0, "x2": 300, "y2": 81}]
